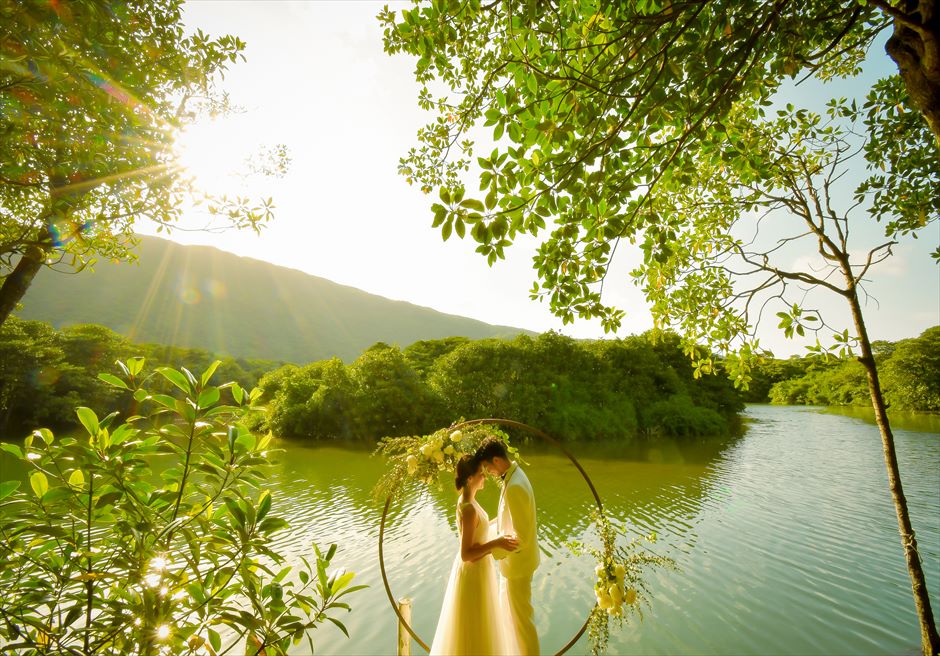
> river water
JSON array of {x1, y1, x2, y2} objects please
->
[{"x1": 264, "y1": 404, "x2": 939, "y2": 655}]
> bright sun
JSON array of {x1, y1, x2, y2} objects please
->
[{"x1": 174, "y1": 116, "x2": 250, "y2": 193}]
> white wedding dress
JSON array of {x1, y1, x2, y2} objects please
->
[{"x1": 429, "y1": 498, "x2": 509, "y2": 656}]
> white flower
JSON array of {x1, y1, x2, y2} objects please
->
[
  {"x1": 419, "y1": 444, "x2": 433, "y2": 459},
  {"x1": 443, "y1": 445, "x2": 455, "y2": 455},
  {"x1": 449, "y1": 430, "x2": 463, "y2": 443},
  {"x1": 594, "y1": 563, "x2": 606, "y2": 578},
  {"x1": 406, "y1": 455, "x2": 419, "y2": 474}
]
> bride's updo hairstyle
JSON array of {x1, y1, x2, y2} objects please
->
[{"x1": 455, "y1": 454, "x2": 479, "y2": 491}]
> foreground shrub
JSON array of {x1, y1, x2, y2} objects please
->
[{"x1": 0, "y1": 358, "x2": 361, "y2": 655}]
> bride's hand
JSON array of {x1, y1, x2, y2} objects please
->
[{"x1": 498, "y1": 534, "x2": 520, "y2": 552}]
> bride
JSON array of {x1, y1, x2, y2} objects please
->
[{"x1": 430, "y1": 454, "x2": 519, "y2": 655}]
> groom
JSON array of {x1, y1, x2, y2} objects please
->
[{"x1": 476, "y1": 437, "x2": 540, "y2": 655}]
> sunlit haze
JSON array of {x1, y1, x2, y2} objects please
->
[{"x1": 145, "y1": 1, "x2": 939, "y2": 357}]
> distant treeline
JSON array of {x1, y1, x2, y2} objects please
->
[
  {"x1": 5, "y1": 316, "x2": 933, "y2": 442},
  {"x1": 255, "y1": 331, "x2": 744, "y2": 442},
  {"x1": 744, "y1": 326, "x2": 940, "y2": 412},
  {"x1": 0, "y1": 317, "x2": 280, "y2": 434}
]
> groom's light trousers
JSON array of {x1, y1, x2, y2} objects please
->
[{"x1": 501, "y1": 575, "x2": 539, "y2": 655}]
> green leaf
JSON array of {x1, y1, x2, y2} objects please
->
[
  {"x1": 485, "y1": 187, "x2": 498, "y2": 210},
  {"x1": 35, "y1": 428, "x2": 54, "y2": 445},
  {"x1": 98, "y1": 373, "x2": 130, "y2": 390},
  {"x1": 157, "y1": 367, "x2": 193, "y2": 395},
  {"x1": 68, "y1": 470, "x2": 85, "y2": 489},
  {"x1": 201, "y1": 360, "x2": 222, "y2": 387},
  {"x1": 331, "y1": 571, "x2": 355, "y2": 594},
  {"x1": 235, "y1": 431, "x2": 257, "y2": 453},
  {"x1": 460, "y1": 198, "x2": 485, "y2": 211},
  {"x1": 76, "y1": 407, "x2": 99, "y2": 437},
  {"x1": 258, "y1": 517, "x2": 289, "y2": 534},
  {"x1": 0, "y1": 443, "x2": 23, "y2": 459},
  {"x1": 0, "y1": 480, "x2": 20, "y2": 501},
  {"x1": 150, "y1": 394, "x2": 178, "y2": 410},
  {"x1": 30, "y1": 471, "x2": 49, "y2": 499},
  {"x1": 198, "y1": 387, "x2": 221, "y2": 408},
  {"x1": 257, "y1": 490, "x2": 272, "y2": 522},
  {"x1": 208, "y1": 628, "x2": 222, "y2": 653},
  {"x1": 327, "y1": 617, "x2": 349, "y2": 638},
  {"x1": 127, "y1": 357, "x2": 145, "y2": 377},
  {"x1": 110, "y1": 424, "x2": 136, "y2": 446}
]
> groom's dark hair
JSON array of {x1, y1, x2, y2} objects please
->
[{"x1": 475, "y1": 436, "x2": 509, "y2": 462}]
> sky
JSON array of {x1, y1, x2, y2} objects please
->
[{"x1": 146, "y1": 1, "x2": 939, "y2": 357}]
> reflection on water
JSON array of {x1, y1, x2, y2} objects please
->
[
  {"x1": 263, "y1": 406, "x2": 939, "y2": 655},
  {"x1": 820, "y1": 404, "x2": 940, "y2": 433},
  {"x1": 1, "y1": 406, "x2": 937, "y2": 655}
]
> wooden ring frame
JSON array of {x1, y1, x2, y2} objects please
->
[{"x1": 378, "y1": 418, "x2": 605, "y2": 655}]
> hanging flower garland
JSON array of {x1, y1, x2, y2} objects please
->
[{"x1": 372, "y1": 422, "x2": 521, "y2": 502}]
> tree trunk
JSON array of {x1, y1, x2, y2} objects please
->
[
  {"x1": 0, "y1": 245, "x2": 45, "y2": 327},
  {"x1": 846, "y1": 287, "x2": 940, "y2": 656},
  {"x1": 886, "y1": 0, "x2": 940, "y2": 145}
]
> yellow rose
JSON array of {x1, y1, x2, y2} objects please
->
[
  {"x1": 449, "y1": 430, "x2": 463, "y2": 443},
  {"x1": 595, "y1": 590, "x2": 612, "y2": 609},
  {"x1": 419, "y1": 444, "x2": 433, "y2": 459},
  {"x1": 432, "y1": 450, "x2": 445, "y2": 463},
  {"x1": 406, "y1": 455, "x2": 419, "y2": 475},
  {"x1": 444, "y1": 445, "x2": 455, "y2": 455}
]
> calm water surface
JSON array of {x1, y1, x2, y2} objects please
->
[
  {"x1": 264, "y1": 405, "x2": 939, "y2": 655},
  {"x1": 1, "y1": 405, "x2": 936, "y2": 654}
]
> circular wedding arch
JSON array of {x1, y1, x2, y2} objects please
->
[{"x1": 377, "y1": 417, "x2": 605, "y2": 656}]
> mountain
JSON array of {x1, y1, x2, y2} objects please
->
[{"x1": 15, "y1": 236, "x2": 532, "y2": 363}]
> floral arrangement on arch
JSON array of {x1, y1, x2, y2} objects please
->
[
  {"x1": 372, "y1": 423, "x2": 520, "y2": 501},
  {"x1": 569, "y1": 509, "x2": 676, "y2": 656}
]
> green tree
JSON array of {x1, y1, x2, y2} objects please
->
[
  {"x1": 348, "y1": 343, "x2": 440, "y2": 439},
  {"x1": 882, "y1": 326, "x2": 940, "y2": 411},
  {"x1": 402, "y1": 336, "x2": 470, "y2": 379},
  {"x1": 380, "y1": 1, "x2": 936, "y2": 331},
  {"x1": 0, "y1": 359, "x2": 362, "y2": 654},
  {"x1": 0, "y1": 317, "x2": 62, "y2": 433},
  {"x1": 631, "y1": 103, "x2": 938, "y2": 652},
  {"x1": 0, "y1": 1, "x2": 281, "y2": 326}
]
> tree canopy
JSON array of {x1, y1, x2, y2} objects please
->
[
  {"x1": 380, "y1": 0, "x2": 938, "y2": 334},
  {"x1": 0, "y1": 0, "x2": 278, "y2": 325}
]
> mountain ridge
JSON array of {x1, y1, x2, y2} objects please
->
[{"x1": 16, "y1": 235, "x2": 533, "y2": 363}]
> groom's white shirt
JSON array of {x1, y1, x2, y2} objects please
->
[{"x1": 494, "y1": 461, "x2": 539, "y2": 578}]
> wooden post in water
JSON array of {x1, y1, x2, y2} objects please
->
[{"x1": 397, "y1": 597, "x2": 413, "y2": 656}]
